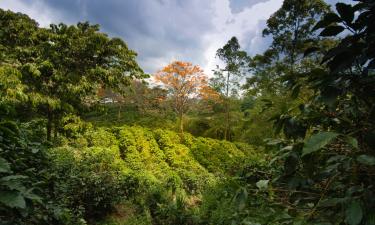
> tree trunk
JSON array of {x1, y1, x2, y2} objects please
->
[
  {"x1": 118, "y1": 104, "x2": 122, "y2": 121},
  {"x1": 53, "y1": 118, "x2": 58, "y2": 139},
  {"x1": 179, "y1": 111, "x2": 184, "y2": 134},
  {"x1": 224, "y1": 71, "x2": 230, "y2": 140},
  {"x1": 224, "y1": 99, "x2": 230, "y2": 140},
  {"x1": 47, "y1": 110, "x2": 53, "y2": 141}
]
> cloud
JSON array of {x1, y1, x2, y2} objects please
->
[
  {"x1": 202, "y1": 0, "x2": 283, "y2": 74},
  {"x1": 228, "y1": 0, "x2": 269, "y2": 14},
  {"x1": 0, "y1": 0, "x2": 284, "y2": 76}
]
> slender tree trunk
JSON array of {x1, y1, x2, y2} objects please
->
[
  {"x1": 224, "y1": 71, "x2": 230, "y2": 140},
  {"x1": 118, "y1": 104, "x2": 122, "y2": 121},
  {"x1": 225, "y1": 102, "x2": 230, "y2": 141},
  {"x1": 53, "y1": 117, "x2": 58, "y2": 139},
  {"x1": 179, "y1": 111, "x2": 184, "y2": 134},
  {"x1": 47, "y1": 110, "x2": 53, "y2": 141}
]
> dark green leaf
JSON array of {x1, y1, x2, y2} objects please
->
[
  {"x1": 23, "y1": 189, "x2": 43, "y2": 204},
  {"x1": 0, "y1": 175, "x2": 28, "y2": 181},
  {"x1": 291, "y1": 84, "x2": 301, "y2": 99},
  {"x1": 304, "y1": 47, "x2": 320, "y2": 57},
  {"x1": 357, "y1": 155, "x2": 375, "y2": 166},
  {"x1": 313, "y1": 13, "x2": 342, "y2": 31},
  {"x1": 319, "y1": 197, "x2": 349, "y2": 207},
  {"x1": 0, "y1": 191, "x2": 26, "y2": 209},
  {"x1": 302, "y1": 132, "x2": 339, "y2": 156},
  {"x1": 336, "y1": 3, "x2": 354, "y2": 24},
  {"x1": 234, "y1": 187, "x2": 248, "y2": 211},
  {"x1": 346, "y1": 200, "x2": 363, "y2": 225},
  {"x1": 319, "y1": 25, "x2": 345, "y2": 37},
  {"x1": 346, "y1": 136, "x2": 358, "y2": 149},
  {"x1": 0, "y1": 157, "x2": 11, "y2": 173}
]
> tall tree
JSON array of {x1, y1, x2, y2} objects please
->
[
  {"x1": 262, "y1": 1, "x2": 375, "y2": 223},
  {"x1": 212, "y1": 36, "x2": 249, "y2": 140},
  {"x1": 0, "y1": 9, "x2": 145, "y2": 140},
  {"x1": 242, "y1": 0, "x2": 333, "y2": 144},
  {"x1": 254, "y1": 0, "x2": 332, "y2": 96},
  {"x1": 0, "y1": 9, "x2": 38, "y2": 119},
  {"x1": 22, "y1": 22, "x2": 145, "y2": 140},
  {"x1": 263, "y1": 0, "x2": 330, "y2": 66},
  {"x1": 155, "y1": 61, "x2": 215, "y2": 134}
]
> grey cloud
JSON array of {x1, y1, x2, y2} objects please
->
[
  {"x1": 229, "y1": 0, "x2": 269, "y2": 14},
  {"x1": 2, "y1": 0, "x2": 343, "y2": 75},
  {"x1": 242, "y1": 20, "x2": 272, "y2": 56},
  {"x1": 26, "y1": 0, "x2": 215, "y2": 73}
]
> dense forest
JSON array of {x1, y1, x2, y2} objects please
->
[{"x1": 0, "y1": 0, "x2": 374, "y2": 224}]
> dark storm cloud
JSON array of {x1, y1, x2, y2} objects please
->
[
  {"x1": 3, "y1": 0, "x2": 344, "y2": 75},
  {"x1": 27, "y1": 0, "x2": 215, "y2": 73}
]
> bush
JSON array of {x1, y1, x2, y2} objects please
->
[{"x1": 49, "y1": 146, "x2": 127, "y2": 221}]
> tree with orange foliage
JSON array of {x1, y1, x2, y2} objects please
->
[{"x1": 155, "y1": 61, "x2": 218, "y2": 134}]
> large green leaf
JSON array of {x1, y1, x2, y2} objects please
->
[
  {"x1": 0, "y1": 190, "x2": 26, "y2": 209},
  {"x1": 312, "y1": 13, "x2": 342, "y2": 31},
  {"x1": 357, "y1": 155, "x2": 375, "y2": 166},
  {"x1": 234, "y1": 187, "x2": 248, "y2": 211},
  {"x1": 346, "y1": 200, "x2": 363, "y2": 225},
  {"x1": 0, "y1": 157, "x2": 11, "y2": 173},
  {"x1": 320, "y1": 25, "x2": 345, "y2": 37},
  {"x1": 346, "y1": 136, "x2": 358, "y2": 149},
  {"x1": 302, "y1": 132, "x2": 339, "y2": 156},
  {"x1": 336, "y1": 3, "x2": 354, "y2": 24}
]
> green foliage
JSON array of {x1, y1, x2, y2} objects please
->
[
  {"x1": 0, "y1": 9, "x2": 146, "y2": 140},
  {"x1": 49, "y1": 146, "x2": 127, "y2": 221},
  {"x1": 302, "y1": 131, "x2": 338, "y2": 156},
  {"x1": 0, "y1": 121, "x2": 74, "y2": 225},
  {"x1": 3, "y1": 1, "x2": 375, "y2": 224},
  {"x1": 235, "y1": 1, "x2": 375, "y2": 224},
  {"x1": 84, "y1": 104, "x2": 176, "y2": 130},
  {"x1": 211, "y1": 37, "x2": 249, "y2": 141}
]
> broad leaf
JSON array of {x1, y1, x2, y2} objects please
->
[
  {"x1": 320, "y1": 25, "x2": 345, "y2": 37},
  {"x1": 234, "y1": 187, "x2": 248, "y2": 211},
  {"x1": 346, "y1": 136, "x2": 358, "y2": 149},
  {"x1": 346, "y1": 200, "x2": 363, "y2": 225},
  {"x1": 336, "y1": 3, "x2": 354, "y2": 24},
  {"x1": 312, "y1": 13, "x2": 342, "y2": 31},
  {"x1": 0, "y1": 175, "x2": 28, "y2": 181},
  {"x1": 0, "y1": 157, "x2": 11, "y2": 173},
  {"x1": 302, "y1": 132, "x2": 339, "y2": 156},
  {"x1": 0, "y1": 190, "x2": 26, "y2": 209},
  {"x1": 357, "y1": 155, "x2": 375, "y2": 166}
]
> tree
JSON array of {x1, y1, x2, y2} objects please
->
[
  {"x1": 256, "y1": 1, "x2": 375, "y2": 223},
  {"x1": 263, "y1": 0, "x2": 330, "y2": 66},
  {"x1": 241, "y1": 0, "x2": 333, "y2": 144},
  {"x1": 6, "y1": 15, "x2": 145, "y2": 140},
  {"x1": 155, "y1": 61, "x2": 215, "y2": 134},
  {"x1": 0, "y1": 9, "x2": 38, "y2": 119},
  {"x1": 254, "y1": 0, "x2": 332, "y2": 96},
  {"x1": 212, "y1": 36, "x2": 249, "y2": 140},
  {"x1": 1, "y1": 10, "x2": 146, "y2": 140}
]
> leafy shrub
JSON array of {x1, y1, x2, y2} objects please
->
[
  {"x1": 0, "y1": 121, "x2": 82, "y2": 225},
  {"x1": 49, "y1": 146, "x2": 127, "y2": 221}
]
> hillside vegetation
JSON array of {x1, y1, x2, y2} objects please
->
[{"x1": 1, "y1": 1, "x2": 375, "y2": 224}]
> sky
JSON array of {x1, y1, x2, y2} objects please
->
[{"x1": 0, "y1": 0, "x2": 346, "y2": 76}]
